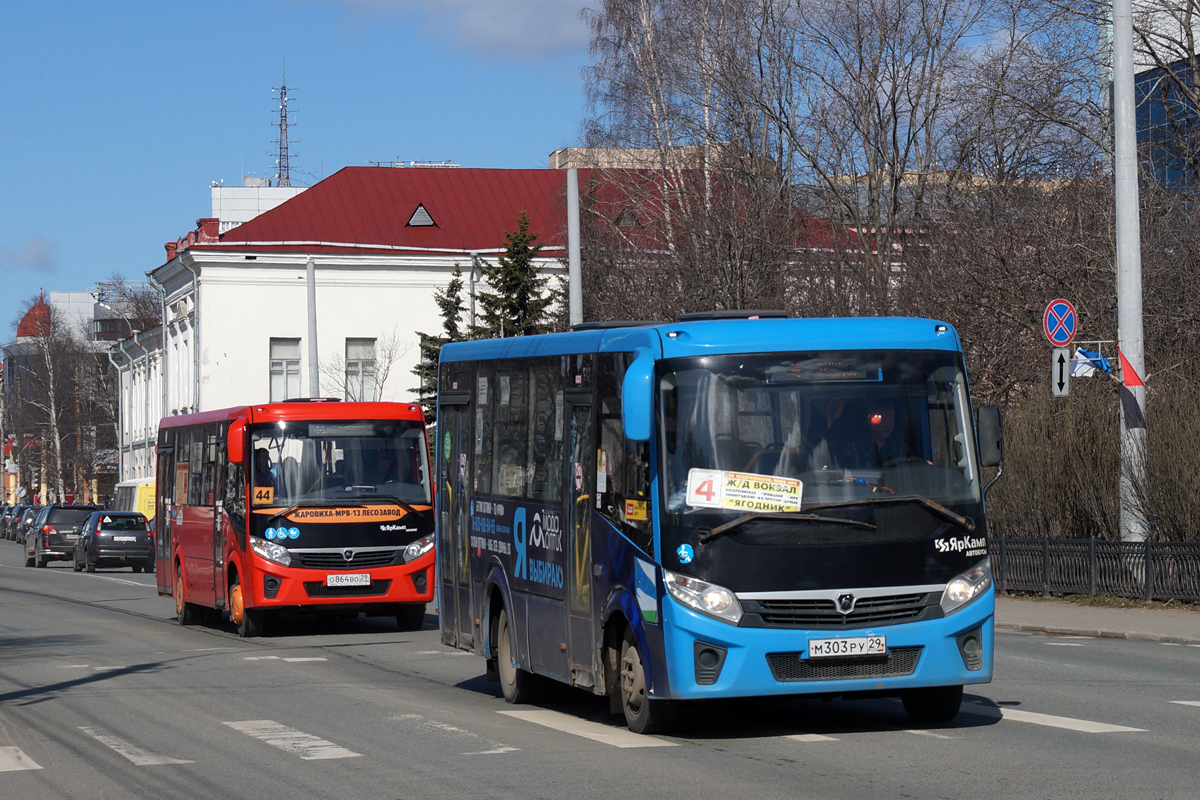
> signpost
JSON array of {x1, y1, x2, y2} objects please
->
[
  {"x1": 1052, "y1": 348, "x2": 1070, "y2": 397},
  {"x1": 1043, "y1": 299, "x2": 1078, "y2": 347},
  {"x1": 1045, "y1": 300, "x2": 1077, "y2": 398}
]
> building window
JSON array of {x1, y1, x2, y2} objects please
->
[
  {"x1": 345, "y1": 338, "x2": 377, "y2": 401},
  {"x1": 270, "y1": 338, "x2": 301, "y2": 401}
]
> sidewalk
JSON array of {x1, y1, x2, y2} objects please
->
[{"x1": 995, "y1": 594, "x2": 1200, "y2": 644}]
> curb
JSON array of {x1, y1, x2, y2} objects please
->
[{"x1": 996, "y1": 622, "x2": 1200, "y2": 646}]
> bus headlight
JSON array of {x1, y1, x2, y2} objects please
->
[
  {"x1": 664, "y1": 569, "x2": 743, "y2": 625},
  {"x1": 250, "y1": 536, "x2": 291, "y2": 567},
  {"x1": 940, "y1": 557, "x2": 991, "y2": 615},
  {"x1": 403, "y1": 535, "x2": 434, "y2": 563}
]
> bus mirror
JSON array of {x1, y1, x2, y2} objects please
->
[
  {"x1": 622, "y1": 351, "x2": 654, "y2": 442},
  {"x1": 977, "y1": 405, "x2": 1002, "y2": 468},
  {"x1": 227, "y1": 420, "x2": 246, "y2": 463}
]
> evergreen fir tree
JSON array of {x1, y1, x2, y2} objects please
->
[
  {"x1": 412, "y1": 264, "x2": 465, "y2": 421},
  {"x1": 471, "y1": 211, "x2": 554, "y2": 338}
]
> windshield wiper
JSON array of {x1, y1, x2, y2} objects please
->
[
  {"x1": 804, "y1": 495, "x2": 975, "y2": 532},
  {"x1": 699, "y1": 512, "x2": 875, "y2": 544}
]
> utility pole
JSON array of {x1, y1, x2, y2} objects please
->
[{"x1": 1112, "y1": 0, "x2": 1147, "y2": 541}]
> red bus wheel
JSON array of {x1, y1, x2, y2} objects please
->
[{"x1": 175, "y1": 566, "x2": 201, "y2": 626}]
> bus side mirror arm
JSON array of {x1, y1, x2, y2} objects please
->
[
  {"x1": 621, "y1": 350, "x2": 655, "y2": 442},
  {"x1": 976, "y1": 405, "x2": 1003, "y2": 493},
  {"x1": 228, "y1": 420, "x2": 246, "y2": 464}
]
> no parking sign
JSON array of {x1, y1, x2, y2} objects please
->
[{"x1": 1043, "y1": 299, "x2": 1077, "y2": 347}]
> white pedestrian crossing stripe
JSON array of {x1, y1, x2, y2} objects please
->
[
  {"x1": 1169, "y1": 700, "x2": 1200, "y2": 708},
  {"x1": 962, "y1": 703, "x2": 1145, "y2": 733},
  {"x1": 224, "y1": 720, "x2": 362, "y2": 760},
  {"x1": 498, "y1": 710, "x2": 678, "y2": 748},
  {"x1": 0, "y1": 747, "x2": 43, "y2": 772},
  {"x1": 79, "y1": 727, "x2": 193, "y2": 766},
  {"x1": 785, "y1": 733, "x2": 837, "y2": 742}
]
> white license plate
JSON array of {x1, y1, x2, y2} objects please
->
[
  {"x1": 63, "y1": 534, "x2": 78, "y2": 541},
  {"x1": 807, "y1": 635, "x2": 887, "y2": 659},
  {"x1": 113, "y1": 536, "x2": 137, "y2": 543},
  {"x1": 326, "y1": 573, "x2": 371, "y2": 587}
]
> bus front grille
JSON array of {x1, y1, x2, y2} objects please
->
[
  {"x1": 303, "y1": 580, "x2": 393, "y2": 598},
  {"x1": 745, "y1": 593, "x2": 934, "y2": 629},
  {"x1": 296, "y1": 550, "x2": 400, "y2": 569},
  {"x1": 766, "y1": 646, "x2": 922, "y2": 682}
]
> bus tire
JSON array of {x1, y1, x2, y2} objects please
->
[
  {"x1": 230, "y1": 577, "x2": 265, "y2": 638},
  {"x1": 901, "y1": 685, "x2": 963, "y2": 723},
  {"x1": 396, "y1": 603, "x2": 426, "y2": 631},
  {"x1": 175, "y1": 566, "x2": 202, "y2": 626},
  {"x1": 497, "y1": 607, "x2": 545, "y2": 705},
  {"x1": 620, "y1": 628, "x2": 679, "y2": 734}
]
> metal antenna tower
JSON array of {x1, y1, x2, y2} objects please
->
[{"x1": 271, "y1": 70, "x2": 297, "y2": 187}]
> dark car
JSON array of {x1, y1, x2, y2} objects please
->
[
  {"x1": 72, "y1": 511, "x2": 153, "y2": 573},
  {"x1": 12, "y1": 505, "x2": 40, "y2": 543},
  {"x1": 3, "y1": 504, "x2": 24, "y2": 540},
  {"x1": 24, "y1": 505, "x2": 96, "y2": 567}
]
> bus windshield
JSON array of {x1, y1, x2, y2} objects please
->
[
  {"x1": 251, "y1": 419, "x2": 430, "y2": 506},
  {"x1": 658, "y1": 350, "x2": 982, "y2": 524}
]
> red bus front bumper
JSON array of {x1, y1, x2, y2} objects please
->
[{"x1": 244, "y1": 551, "x2": 435, "y2": 611}]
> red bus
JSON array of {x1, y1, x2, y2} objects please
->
[{"x1": 154, "y1": 400, "x2": 434, "y2": 637}]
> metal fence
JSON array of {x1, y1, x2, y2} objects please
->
[{"x1": 991, "y1": 535, "x2": 1200, "y2": 601}]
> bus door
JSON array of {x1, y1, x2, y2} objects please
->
[
  {"x1": 565, "y1": 392, "x2": 598, "y2": 688},
  {"x1": 155, "y1": 447, "x2": 174, "y2": 595},
  {"x1": 211, "y1": 432, "x2": 228, "y2": 611},
  {"x1": 438, "y1": 396, "x2": 473, "y2": 648}
]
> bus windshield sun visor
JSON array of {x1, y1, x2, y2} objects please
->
[{"x1": 699, "y1": 512, "x2": 875, "y2": 543}]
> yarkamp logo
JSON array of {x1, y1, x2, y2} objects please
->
[
  {"x1": 380, "y1": 524, "x2": 413, "y2": 532},
  {"x1": 935, "y1": 535, "x2": 988, "y2": 557}
]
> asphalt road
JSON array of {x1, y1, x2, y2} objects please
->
[{"x1": 2, "y1": 540, "x2": 1198, "y2": 800}]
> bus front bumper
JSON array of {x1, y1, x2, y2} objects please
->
[
  {"x1": 246, "y1": 553, "x2": 436, "y2": 610},
  {"x1": 660, "y1": 588, "x2": 994, "y2": 700}
]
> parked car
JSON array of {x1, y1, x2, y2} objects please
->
[
  {"x1": 11, "y1": 505, "x2": 40, "y2": 543},
  {"x1": 72, "y1": 511, "x2": 153, "y2": 573},
  {"x1": 1, "y1": 505, "x2": 19, "y2": 540},
  {"x1": 24, "y1": 505, "x2": 96, "y2": 567}
]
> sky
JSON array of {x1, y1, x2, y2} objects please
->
[{"x1": 0, "y1": 0, "x2": 593, "y2": 334}]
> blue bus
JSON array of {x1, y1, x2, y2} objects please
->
[{"x1": 435, "y1": 313, "x2": 1003, "y2": 733}]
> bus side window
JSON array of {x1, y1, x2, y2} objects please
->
[{"x1": 598, "y1": 353, "x2": 652, "y2": 554}]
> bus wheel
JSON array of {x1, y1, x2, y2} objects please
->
[
  {"x1": 619, "y1": 628, "x2": 679, "y2": 734},
  {"x1": 901, "y1": 685, "x2": 964, "y2": 723},
  {"x1": 175, "y1": 567, "x2": 202, "y2": 626},
  {"x1": 497, "y1": 607, "x2": 545, "y2": 704},
  {"x1": 396, "y1": 603, "x2": 426, "y2": 631},
  {"x1": 230, "y1": 578, "x2": 265, "y2": 638}
]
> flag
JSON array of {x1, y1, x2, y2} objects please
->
[
  {"x1": 1118, "y1": 347, "x2": 1146, "y2": 429},
  {"x1": 1070, "y1": 347, "x2": 1111, "y2": 378}
]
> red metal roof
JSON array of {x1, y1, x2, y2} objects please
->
[
  {"x1": 206, "y1": 167, "x2": 574, "y2": 255},
  {"x1": 16, "y1": 293, "x2": 50, "y2": 338}
]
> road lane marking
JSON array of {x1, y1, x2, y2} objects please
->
[
  {"x1": 962, "y1": 704, "x2": 1145, "y2": 733},
  {"x1": 904, "y1": 729, "x2": 958, "y2": 739},
  {"x1": 223, "y1": 720, "x2": 362, "y2": 760},
  {"x1": 79, "y1": 727, "x2": 193, "y2": 766},
  {"x1": 0, "y1": 747, "x2": 43, "y2": 772},
  {"x1": 1044, "y1": 643, "x2": 1084, "y2": 647},
  {"x1": 59, "y1": 665, "x2": 90, "y2": 669},
  {"x1": 498, "y1": 710, "x2": 678, "y2": 748},
  {"x1": 282, "y1": 657, "x2": 327, "y2": 662},
  {"x1": 785, "y1": 733, "x2": 838, "y2": 742},
  {"x1": 390, "y1": 714, "x2": 519, "y2": 755},
  {"x1": 1169, "y1": 701, "x2": 1200, "y2": 708},
  {"x1": 184, "y1": 647, "x2": 234, "y2": 652},
  {"x1": 244, "y1": 656, "x2": 281, "y2": 661},
  {"x1": 413, "y1": 650, "x2": 471, "y2": 656}
]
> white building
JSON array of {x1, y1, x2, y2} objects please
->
[{"x1": 112, "y1": 166, "x2": 574, "y2": 482}]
